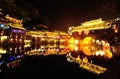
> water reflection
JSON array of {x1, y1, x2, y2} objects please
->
[
  {"x1": 0, "y1": 36, "x2": 111, "y2": 74},
  {"x1": 0, "y1": 42, "x2": 70, "y2": 72},
  {"x1": 25, "y1": 43, "x2": 70, "y2": 56}
]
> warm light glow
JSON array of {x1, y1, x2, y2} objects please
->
[
  {"x1": 112, "y1": 25, "x2": 118, "y2": 33},
  {"x1": 0, "y1": 55, "x2": 1, "y2": 58},
  {"x1": 83, "y1": 57, "x2": 88, "y2": 62},
  {"x1": 81, "y1": 37, "x2": 93, "y2": 56},
  {"x1": 68, "y1": 37, "x2": 78, "y2": 51},
  {"x1": 75, "y1": 39, "x2": 79, "y2": 45},
  {"x1": 24, "y1": 44, "x2": 31, "y2": 47},
  {"x1": 81, "y1": 18, "x2": 104, "y2": 26},
  {"x1": 70, "y1": 18, "x2": 111, "y2": 33},
  {"x1": 0, "y1": 48, "x2": 7, "y2": 54},
  {"x1": 76, "y1": 55, "x2": 81, "y2": 60},
  {"x1": 5, "y1": 15, "x2": 22, "y2": 24},
  {"x1": 68, "y1": 37, "x2": 75, "y2": 44},
  {"x1": 9, "y1": 47, "x2": 12, "y2": 51},
  {"x1": 84, "y1": 30, "x2": 89, "y2": 35},
  {"x1": 99, "y1": 50, "x2": 105, "y2": 56},
  {"x1": 10, "y1": 38, "x2": 13, "y2": 41},
  {"x1": 114, "y1": 28, "x2": 118, "y2": 33},
  {"x1": 74, "y1": 46, "x2": 78, "y2": 51},
  {"x1": 103, "y1": 43, "x2": 113, "y2": 59},
  {"x1": 0, "y1": 36, "x2": 8, "y2": 42},
  {"x1": 68, "y1": 37, "x2": 75, "y2": 51},
  {"x1": 105, "y1": 51, "x2": 113, "y2": 59},
  {"x1": 95, "y1": 50, "x2": 105, "y2": 56}
]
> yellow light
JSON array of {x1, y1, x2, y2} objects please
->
[
  {"x1": 15, "y1": 38, "x2": 17, "y2": 41},
  {"x1": 68, "y1": 37, "x2": 75, "y2": 44},
  {"x1": 103, "y1": 42, "x2": 113, "y2": 59},
  {"x1": 83, "y1": 57, "x2": 88, "y2": 62},
  {"x1": 24, "y1": 44, "x2": 31, "y2": 47},
  {"x1": 84, "y1": 30, "x2": 89, "y2": 35},
  {"x1": 95, "y1": 51, "x2": 99, "y2": 56},
  {"x1": 105, "y1": 51, "x2": 113, "y2": 59},
  {"x1": 76, "y1": 55, "x2": 81, "y2": 60},
  {"x1": 75, "y1": 39, "x2": 79, "y2": 45},
  {"x1": 81, "y1": 37, "x2": 93, "y2": 56},
  {"x1": 114, "y1": 28, "x2": 118, "y2": 33},
  {"x1": 81, "y1": 18, "x2": 104, "y2": 26},
  {"x1": 0, "y1": 48, "x2": 6, "y2": 54},
  {"x1": 99, "y1": 50, "x2": 105, "y2": 56},
  {"x1": 9, "y1": 47, "x2": 12, "y2": 51},
  {"x1": 19, "y1": 39, "x2": 22, "y2": 43},
  {"x1": 0, "y1": 36, "x2": 8, "y2": 42},
  {"x1": 5, "y1": 15, "x2": 22, "y2": 24},
  {"x1": 10, "y1": 38, "x2": 13, "y2": 41},
  {"x1": 74, "y1": 46, "x2": 78, "y2": 51},
  {"x1": 68, "y1": 37, "x2": 75, "y2": 51},
  {"x1": 0, "y1": 54, "x2": 2, "y2": 58}
]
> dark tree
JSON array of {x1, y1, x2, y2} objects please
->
[
  {"x1": 0, "y1": 0, "x2": 51, "y2": 30},
  {"x1": 96, "y1": 0, "x2": 120, "y2": 20}
]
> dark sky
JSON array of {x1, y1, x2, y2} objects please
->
[{"x1": 28, "y1": 0, "x2": 110, "y2": 31}]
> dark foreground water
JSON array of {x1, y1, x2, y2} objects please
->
[
  {"x1": 1, "y1": 55, "x2": 99, "y2": 79},
  {"x1": 1, "y1": 55, "x2": 120, "y2": 79}
]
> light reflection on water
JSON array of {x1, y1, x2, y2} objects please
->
[
  {"x1": 0, "y1": 43, "x2": 70, "y2": 72},
  {"x1": 0, "y1": 42, "x2": 109, "y2": 73},
  {"x1": 0, "y1": 43, "x2": 70, "y2": 63},
  {"x1": 26, "y1": 43, "x2": 70, "y2": 56}
]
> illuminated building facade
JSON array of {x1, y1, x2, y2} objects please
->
[
  {"x1": 68, "y1": 18, "x2": 120, "y2": 59},
  {"x1": 67, "y1": 18, "x2": 120, "y2": 74}
]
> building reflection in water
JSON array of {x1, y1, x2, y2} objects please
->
[
  {"x1": 0, "y1": 13, "x2": 71, "y2": 72},
  {"x1": 0, "y1": 45, "x2": 24, "y2": 70},
  {"x1": 25, "y1": 42, "x2": 70, "y2": 56},
  {"x1": 0, "y1": 40, "x2": 70, "y2": 72}
]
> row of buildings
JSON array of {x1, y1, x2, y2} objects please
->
[
  {"x1": 0, "y1": 10, "x2": 70, "y2": 46},
  {"x1": 0, "y1": 11, "x2": 71, "y2": 71}
]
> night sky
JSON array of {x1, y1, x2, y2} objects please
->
[
  {"x1": 27, "y1": 0, "x2": 108, "y2": 31},
  {"x1": 1, "y1": 1, "x2": 120, "y2": 79},
  {"x1": 1, "y1": 0, "x2": 119, "y2": 31}
]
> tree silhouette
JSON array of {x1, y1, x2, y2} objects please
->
[
  {"x1": 0, "y1": 0, "x2": 51, "y2": 30},
  {"x1": 96, "y1": 0, "x2": 120, "y2": 20}
]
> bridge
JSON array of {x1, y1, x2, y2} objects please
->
[{"x1": 66, "y1": 53, "x2": 107, "y2": 75}]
